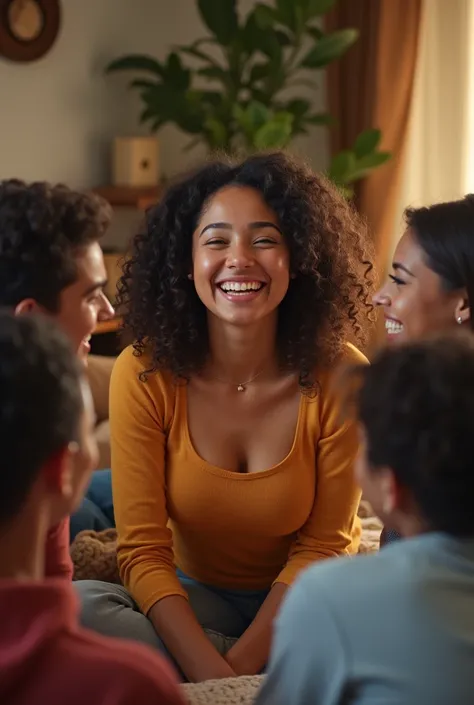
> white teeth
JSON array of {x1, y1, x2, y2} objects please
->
[
  {"x1": 84, "y1": 335, "x2": 91, "y2": 343},
  {"x1": 385, "y1": 320, "x2": 403, "y2": 334},
  {"x1": 219, "y1": 281, "x2": 263, "y2": 292}
]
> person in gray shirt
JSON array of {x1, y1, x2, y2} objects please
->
[{"x1": 257, "y1": 333, "x2": 474, "y2": 705}]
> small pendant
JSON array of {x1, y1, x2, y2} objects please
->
[{"x1": 237, "y1": 384, "x2": 245, "y2": 392}]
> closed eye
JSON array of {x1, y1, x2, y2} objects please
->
[
  {"x1": 389, "y1": 274, "x2": 406, "y2": 286},
  {"x1": 254, "y1": 237, "x2": 278, "y2": 246},
  {"x1": 86, "y1": 288, "x2": 104, "y2": 302},
  {"x1": 205, "y1": 238, "x2": 228, "y2": 247}
]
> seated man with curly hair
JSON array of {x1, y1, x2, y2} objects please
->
[
  {"x1": 0, "y1": 179, "x2": 115, "y2": 574},
  {"x1": 258, "y1": 332, "x2": 474, "y2": 705}
]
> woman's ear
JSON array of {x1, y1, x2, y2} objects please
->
[{"x1": 454, "y1": 295, "x2": 470, "y2": 325}]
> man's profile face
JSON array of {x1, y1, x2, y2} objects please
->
[{"x1": 55, "y1": 242, "x2": 114, "y2": 360}]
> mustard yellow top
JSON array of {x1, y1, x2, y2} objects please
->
[{"x1": 110, "y1": 344, "x2": 366, "y2": 615}]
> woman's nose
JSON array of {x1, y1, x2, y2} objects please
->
[
  {"x1": 373, "y1": 287, "x2": 391, "y2": 307},
  {"x1": 226, "y1": 241, "x2": 254, "y2": 269}
]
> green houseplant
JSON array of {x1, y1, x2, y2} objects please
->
[{"x1": 106, "y1": 0, "x2": 390, "y2": 193}]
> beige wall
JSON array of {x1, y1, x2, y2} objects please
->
[{"x1": 0, "y1": 0, "x2": 327, "y2": 190}]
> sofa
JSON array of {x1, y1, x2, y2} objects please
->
[{"x1": 86, "y1": 354, "x2": 115, "y2": 471}]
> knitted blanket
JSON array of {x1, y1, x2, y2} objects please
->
[
  {"x1": 70, "y1": 501, "x2": 382, "y2": 583},
  {"x1": 182, "y1": 676, "x2": 264, "y2": 705}
]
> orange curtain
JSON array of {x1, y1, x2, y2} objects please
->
[{"x1": 326, "y1": 0, "x2": 423, "y2": 273}]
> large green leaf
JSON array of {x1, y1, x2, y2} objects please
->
[
  {"x1": 203, "y1": 117, "x2": 229, "y2": 148},
  {"x1": 353, "y1": 128, "x2": 381, "y2": 158},
  {"x1": 254, "y1": 112, "x2": 294, "y2": 149},
  {"x1": 275, "y1": 0, "x2": 296, "y2": 31},
  {"x1": 243, "y1": 10, "x2": 282, "y2": 61},
  {"x1": 130, "y1": 79, "x2": 160, "y2": 91},
  {"x1": 345, "y1": 152, "x2": 391, "y2": 182},
  {"x1": 161, "y1": 53, "x2": 190, "y2": 91},
  {"x1": 254, "y1": 3, "x2": 278, "y2": 28},
  {"x1": 178, "y1": 45, "x2": 221, "y2": 69},
  {"x1": 247, "y1": 101, "x2": 270, "y2": 129},
  {"x1": 284, "y1": 98, "x2": 311, "y2": 117},
  {"x1": 233, "y1": 101, "x2": 270, "y2": 141},
  {"x1": 307, "y1": 0, "x2": 337, "y2": 16},
  {"x1": 305, "y1": 112, "x2": 335, "y2": 125},
  {"x1": 197, "y1": 0, "x2": 238, "y2": 45},
  {"x1": 306, "y1": 25, "x2": 324, "y2": 41},
  {"x1": 302, "y1": 29, "x2": 359, "y2": 68},
  {"x1": 328, "y1": 150, "x2": 356, "y2": 183},
  {"x1": 106, "y1": 54, "x2": 165, "y2": 77},
  {"x1": 249, "y1": 62, "x2": 272, "y2": 83}
]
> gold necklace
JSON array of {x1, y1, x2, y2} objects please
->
[{"x1": 211, "y1": 369, "x2": 265, "y2": 392}]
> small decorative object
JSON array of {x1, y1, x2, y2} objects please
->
[
  {"x1": 0, "y1": 0, "x2": 61, "y2": 63},
  {"x1": 105, "y1": 0, "x2": 391, "y2": 196},
  {"x1": 112, "y1": 136, "x2": 160, "y2": 188}
]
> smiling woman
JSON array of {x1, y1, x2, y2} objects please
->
[
  {"x1": 375, "y1": 195, "x2": 474, "y2": 347},
  {"x1": 375, "y1": 194, "x2": 474, "y2": 546},
  {"x1": 76, "y1": 152, "x2": 375, "y2": 682}
]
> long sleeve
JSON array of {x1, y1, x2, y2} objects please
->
[
  {"x1": 256, "y1": 569, "x2": 348, "y2": 705},
  {"x1": 110, "y1": 347, "x2": 187, "y2": 614},
  {"x1": 45, "y1": 518, "x2": 73, "y2": 580},
  {"x1": 275, "y1": 347, "x2": 364, "y2": 586}
]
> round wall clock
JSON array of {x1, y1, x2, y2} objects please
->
[{"x1": 0, "y1": 0, "x2": 61, "y2": 62}]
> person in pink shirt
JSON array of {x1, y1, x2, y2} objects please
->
[
  {"x1": 0, "y1": 311, "x2": 185, "y2": 705},
  {"x1": 0, "y1": 179, "x2": 116, "y2": 575}
]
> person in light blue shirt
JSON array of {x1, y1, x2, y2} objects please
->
[{"x1": 257, "y1": 333, "x2": 474, "y2": 705}]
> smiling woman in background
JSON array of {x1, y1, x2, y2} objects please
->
[
  {"x1": 76, "y1": 152, "x2": 374, "y2": 682},
  {"x1": 374, "y1": 195, "x2": 474, "y2": 544}
]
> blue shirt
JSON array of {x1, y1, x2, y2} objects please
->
[{"x1": 258, "y1": 533, "x2": 474, "y2": 705}]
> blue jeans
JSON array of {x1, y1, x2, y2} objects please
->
[
  {"x1": 76, "y1": 570, "x2": 269, "y2": 679},
  {"x1": 70, "y1": 469, "x2": 114, "y2": 541},
  {"x1": 380, "y1": 528, "x2": 401, "y2": 545}
]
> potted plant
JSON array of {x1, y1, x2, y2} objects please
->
[{"x1": 106, "y1": 0, "x2": 390, "y2": 194}]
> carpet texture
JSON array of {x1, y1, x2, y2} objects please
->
[{"x1": 182, "y1": 676, "x2": 264, "y2": 705}]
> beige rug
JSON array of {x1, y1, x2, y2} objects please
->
[{"x1": 182, "y1": 676, "x2": 264, "y2": 705}]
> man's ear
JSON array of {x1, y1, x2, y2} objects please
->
[
  {"x1": 42, "y1": 445, "x2": 75, "y2": 501},
  {"x1": 378, "y1": 469, "x2": 398, "y2": 516},
  {"x1": 14, "y1": 299, "x2": 41, "y2": 316}
]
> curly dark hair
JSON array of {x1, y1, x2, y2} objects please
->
[
  {"x1": 405, "y1": 195, "x2": 474, "y2": 331},
  {"x1": 118, "y1": 152, "x2": 375, "y2": 388},
  {"x1": 0, "y1": 179, "x2": 112, "y2": 312},
  {"x1": 353, "y1": 332, "x2": 474, "y2": 537},
  {"x1": 0, "y1": 311, "x2": 83, "y2": 527}
]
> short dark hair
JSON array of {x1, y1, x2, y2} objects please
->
[
  {"x1": 118, "y1": 152, "x2": 375, "y2": 390},
  {"x1": 0, "y1": 311, "x2": 83, "y2": 527},
  {"x1": 405, "y1": 195, "x2": 474, "y2": 331},
  {"x1": 354, "y1": 332, "x2": 474, "y2": 537},
  {"x1": 0, "y1": 179, "x2": 112, "y2": 312}
]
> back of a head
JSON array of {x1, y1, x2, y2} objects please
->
[
  {"x1": 357, "y1": 332, "x2": 474, "y2": 537},
  {"x1": 0, "y1": 311, "x2": 83, "y2": 527},
  {"x1": 0, "y1": 179, "x2": 111, "y2": 312},
  {"x1": 405, "y1": 195, "x2": 474, "y2": 330}
]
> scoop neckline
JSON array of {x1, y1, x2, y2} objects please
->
[{"x1": 178, "y1": 383, "x2": 305, "y2": 480}]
